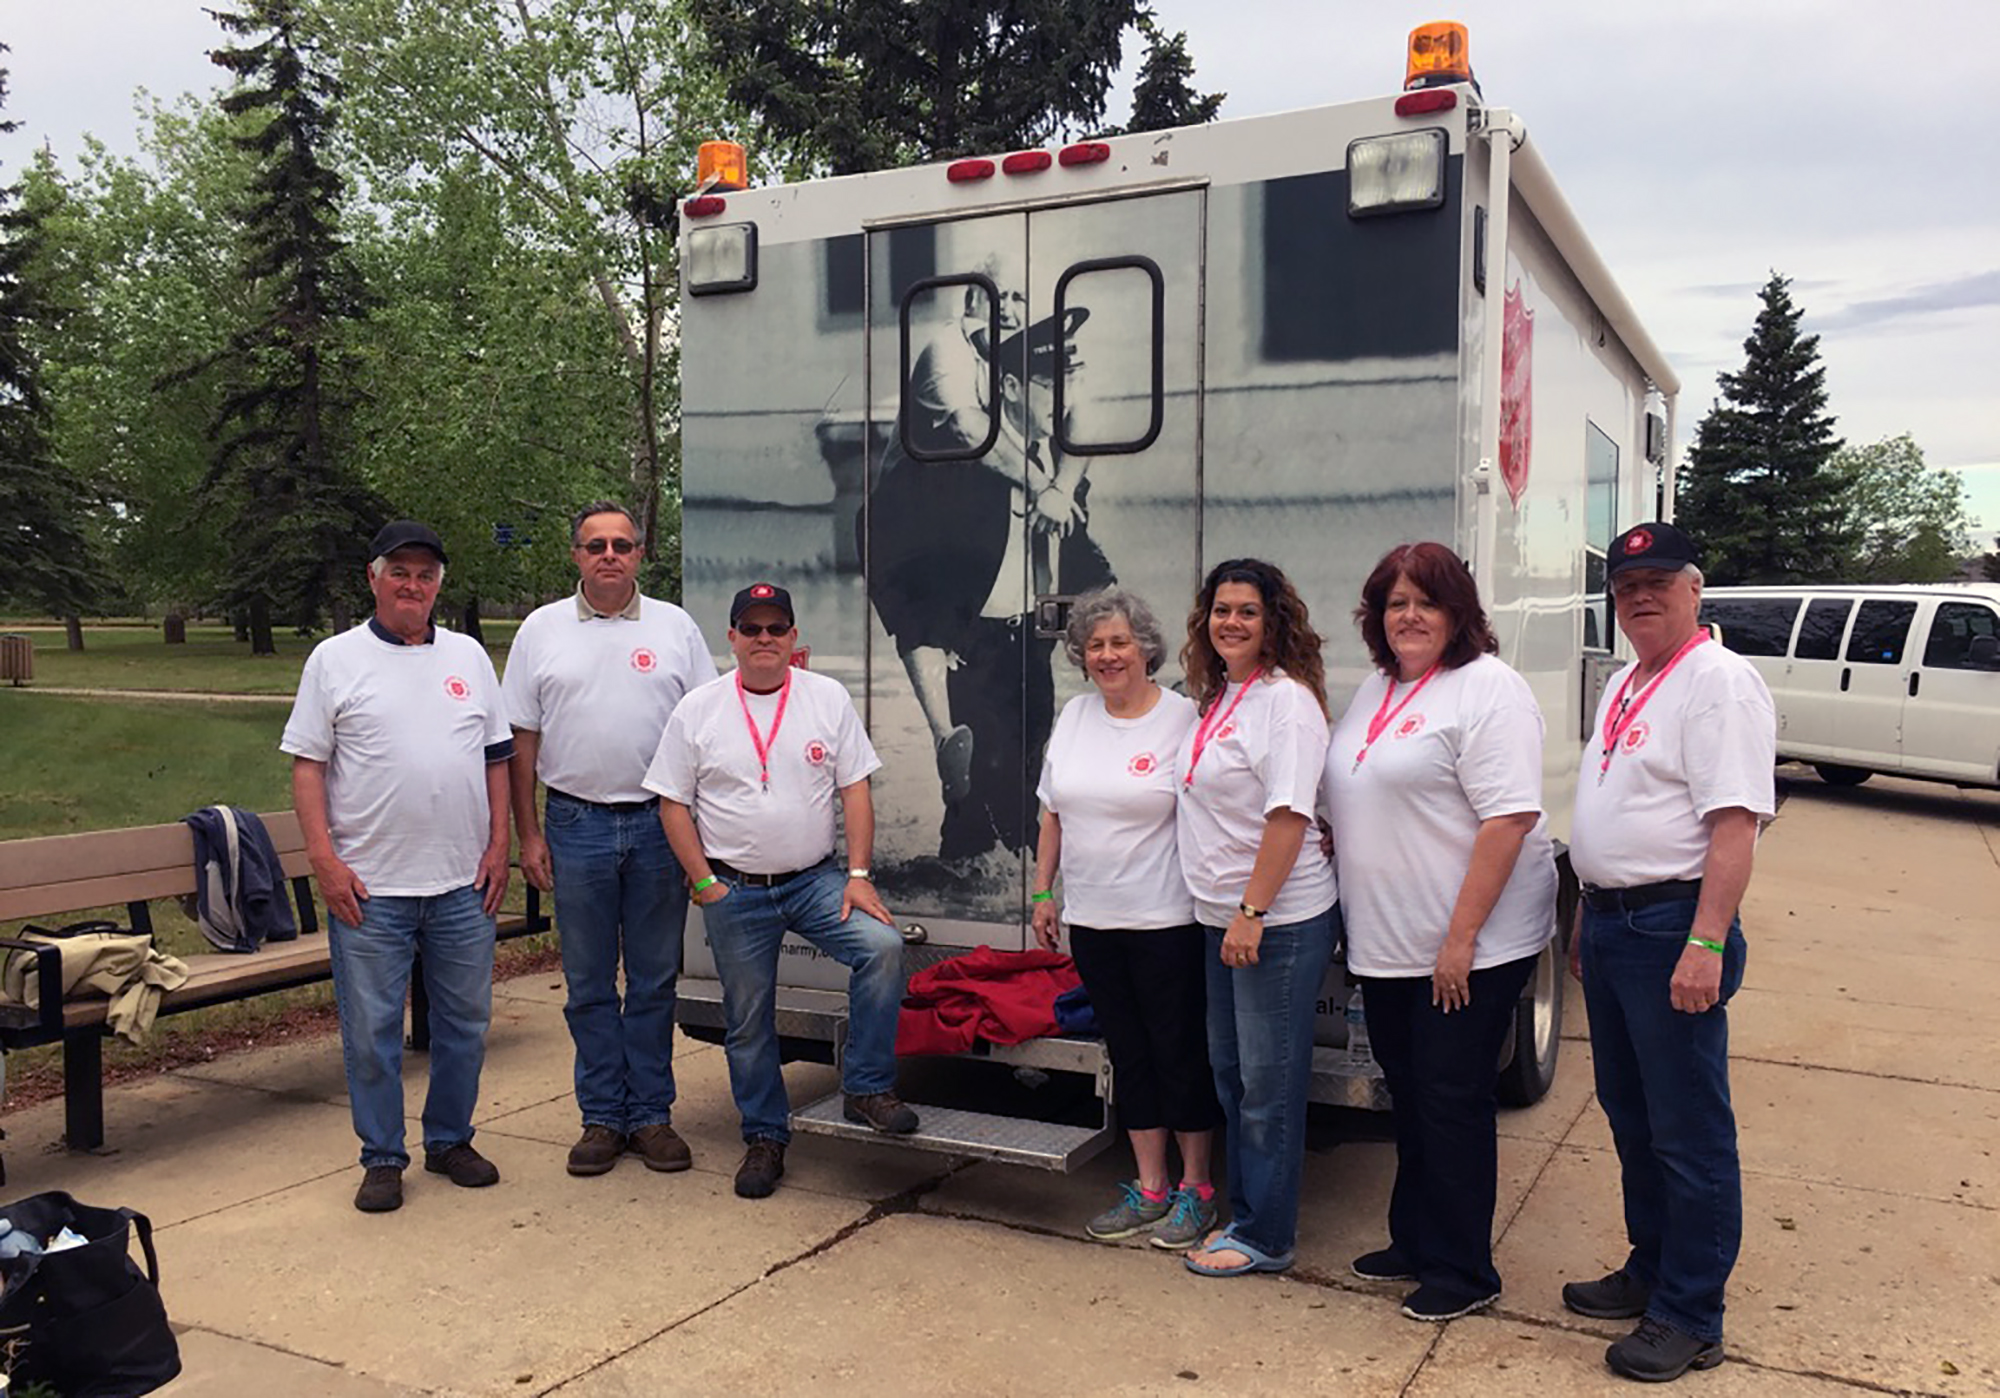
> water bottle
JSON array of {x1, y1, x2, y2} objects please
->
[{"x1": 1345, "y1": 987, "x2": 1372, "y2": 1061}]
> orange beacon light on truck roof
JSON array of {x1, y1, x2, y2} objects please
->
[
  {"x1": 1405, "y1": 22, "x2": 1471, "y2": 90},
  {"x1": 698, "y1": 141, "x2": 748, "y2": 193}
]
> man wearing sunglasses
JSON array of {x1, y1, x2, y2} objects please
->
[
  {"x1": 503, "y1": 502, "x2": 716, "y2": 1178},
  {"x1": 646, "y1": 582, "x2": 919, "y2": 1200}
]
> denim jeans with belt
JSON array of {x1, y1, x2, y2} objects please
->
[
  {"x1": 328, "y1": 883, "x2": 495, "y2": 1169},
  {"x1": 543, "y1": 790, "x2": 688, "y2": 1133},
  {"x1": 702, "y1": 861, "x2": 904, "y2": 1144},
  {"x1": 1203, "y1": 904, "x2": 1341, "y2": 1259},
  {"x1": 1582, "y1": 895, "x2": 1747, "y2": 1341}
]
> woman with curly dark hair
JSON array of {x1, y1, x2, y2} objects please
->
[
  {"x1": 1173, "y1": 558, "x2": 1338, "y2": 1277},
  {"x1": 1323, "y1": 541, "x2": 1556, "y2": 1321}
]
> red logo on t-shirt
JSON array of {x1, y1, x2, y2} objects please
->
[
  {"x1": 1395, "y1": 714, "x2": 1426, "y2": 739},
  {"x1": 443, "y1": 675, "x2": 470, "y2": 701},
  {"x1": 1215, "y1": 723, "x2": 1236, "y2": 742},
  {"x1": 803, "y1": 739, "x2": 828, "y2": 765},
  {"x1": 1128, "y1": 751, "x2": 1158, "y2": 777},
  {"x1": 1625, "y1": 528, "x2": 1654, "y2": 555},
  {"x1": 1623, "y1": 721, "x2": 1650, "y2": 752},
  {"x1": 631, "y1": 648, "x2": 657, "y2": 673}
]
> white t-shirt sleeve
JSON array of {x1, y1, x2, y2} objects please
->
[
  {"x1": 1682, "y1": 667, "x2": 1778, "y2": 820},
  {"x1": 1260, "y1": 682, "x2": 1330, "y2": 819},
  {"x1": 1455, "y1": 666, "x2": 1545, "y2": 822},
  {"x1": 685, "y1": 618, "x2": 720, "y2": 688},
  {"x1": 501, "y1": 618, "x2": 543, "y2": 732},
  {"x1": 279, "y1": 649, "x2": 335, "y2": 761},
  {"x1": 830, "y1": 685, "x2": 882, "y2": 787},
  {"x1": 1035, "y1": 698, "x2": 1079, "y2": 813},
  {"x1": 644, "y1": 706, "x2": 700, "y2": 804}
]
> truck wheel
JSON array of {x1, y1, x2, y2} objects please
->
[
  {"x1": 1497, "y1": 935, "x2": 1564, "y2": 1107},
  {"x1": 1813, "y1": 763, "x2": 1871, "y2": 787}
]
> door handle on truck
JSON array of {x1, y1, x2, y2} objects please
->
[
  {"x1": 1908, "y1": 671, "x2": 1920, "y2": 697},
  {"x1": 1840, "y1": 666, "x2": 1851, "y2": 692}
]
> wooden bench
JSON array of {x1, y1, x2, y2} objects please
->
[{"x1": 0, "y1": 811, "x2": 548, "y2": 1150}]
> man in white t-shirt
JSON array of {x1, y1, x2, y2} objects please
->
[
  {"x1": 281, "y1": 521, "x2": 513, "y2": 1214},
  {"x1": 1566, "y1": 522, "x2": 1776, "y2": 1383},
  {"x1": 646, "y1": 583, "x2": 919, "y2": 1200},
  {"x1": 503, "y1": 501, "x2": 716, "y2": 1178}
]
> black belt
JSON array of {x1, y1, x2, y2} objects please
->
[
  {"x1": 710, "y1": 857, "x2": 829, "y2": 888},
  {"x1": 546, "y1": 787, "x2": 658, "y2": 814},
  {"x1": 1581, "y1": 879, "x2": 1702, "y2": 913}
]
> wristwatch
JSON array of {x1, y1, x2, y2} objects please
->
[
  {"x1": 847, "y1": 867, "x2": 873, "y2": 881},
  {"x1": 1238, "y1": 901, "x2": 1267, "y2": 919}
]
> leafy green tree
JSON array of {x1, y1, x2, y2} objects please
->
[
  {"x1": 1984, "y1": 537, "x2": 2000, "y2": 584},
  {"x1": 1119, "y1": 11, "x2": 1225, "y2": 134},
  {"x1": 686, "y1": 0, "x2": 1145, "y2": 173},
  {"x1": 1676, "y1": 273, "x2": 1850, "y2": 583},
  {"x1": 0, "y1": 56, "x2": 103, "y2": 645},
  {"x1": 1830, "y1": 434, "x2": 1972, "y2": 583},
  {"x1": 191, "y1": 0, "x2": 386, "y2": 653}
]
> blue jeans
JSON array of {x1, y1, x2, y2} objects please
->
[
  {"x1": 328, "y1": 883, "x2": 496, "y2": 1169},
  {"x1": 702, "y1": 861, "x2": 905, "y2": 1144},
  {"x1": 544, "y1": 792, "x2": 688, "y2": 1133},
  {"x1": 1582, "y1": 897, "x2": 1747, "y2": 1341},
  {"x1": 1203, "y1": 905, "x2": 1341, "y2": 1258}
]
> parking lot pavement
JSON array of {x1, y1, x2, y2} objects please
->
[{"x1": 2, "y1": 770, "x2": 1996, "y2": 1395}]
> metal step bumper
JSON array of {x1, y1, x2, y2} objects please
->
[{"x1": 790, "y1": 1096, "x2": 1114, "y2": 1171}]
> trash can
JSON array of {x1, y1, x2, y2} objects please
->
[{"x1": 0, "y1": 634, "x2": 31, "y2": 686}]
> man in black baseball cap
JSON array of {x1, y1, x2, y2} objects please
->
[
  {"x1": 729, "y1": 581, "x2": 794, "y2": 629},
  {"x1": 370, "y1": 520, "x2": 449, "y2": 566},
  {"x1": 1604, "y1": 521, "x2": 1697, "y2": 579}
]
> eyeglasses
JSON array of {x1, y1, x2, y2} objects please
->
[
  {"x1": 580, "y1": 538, "x2": 637, "y2": 555},
  {"x1": 734, "y1": 621, "x2": 794, "y2": 637}
]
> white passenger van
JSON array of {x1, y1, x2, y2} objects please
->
[{"x1": 1700, "y1": 583, "x2": 2000, "y2": 788}]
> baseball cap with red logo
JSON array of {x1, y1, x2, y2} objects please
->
[
  {"x1": 729, "y1": 581, "x2": 796, "y2": 628},
  {"x1": 1606, "y1": 521, "x2": 1699, "y2": 579}
]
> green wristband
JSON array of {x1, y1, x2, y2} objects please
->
[
  {"x1": 692, "y1": 875, "x2": 718, "y2": 894},
  {"x1": 1030, "y1": 890, "x2": 1055, "y2": 903},
  {"x1": 1686, "y1": 936, "x2": 1723, "y2": 954}
]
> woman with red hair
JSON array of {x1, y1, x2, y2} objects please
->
[{"x1": 1323, "y1": 542, "x2": 1556, "y2": 1321}]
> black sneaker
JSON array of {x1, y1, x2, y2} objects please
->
[
  {"x1": 1564, "y1": 1267, "x2": 1653, "y2": 1319},
  {"x1": 1351, "y1": 1247, "x2": 1416, "y2": 1282},
  {"x1": 843, "y1": 1091, "x2": 919, "y2": 1135},
  {"x1": 354, "y1": 1165, "x2": 403, "y2": 1213},
  {"x1": 735, "y1": 1138, "x2": 786, "y2": 1198},
  {"x1": 1606, "y1": 1316, "x2": 1725, "y2": 1382},
  {"x1": 423, "y1": 1141, "x2": 500, "y2": 1188},
  {"x1": 1400, "y1": 1283, "x2": 1499, "y2": 1322}
]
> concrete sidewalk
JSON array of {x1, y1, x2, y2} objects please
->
[{"x1": 3, "y1": 772, "x2": 1996, "y2": 1396}]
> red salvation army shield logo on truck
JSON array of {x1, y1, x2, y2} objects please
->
[
  {"x1": 443, "y1": 675, "x2": 470, "y2": 701},
  {"x1": 1500, "y1": 282, "x2": 1534, "y2": 506},
  {"x1": 631, "y1": 648, "x2": 657, "y2": 673}
]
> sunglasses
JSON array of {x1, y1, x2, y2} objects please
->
[
  {"x1": 734, "y1": 621, "x2": 794, "y2": 637},
  {"x1": 580, "y1": 538, "x2": 637, "y2": 555}
]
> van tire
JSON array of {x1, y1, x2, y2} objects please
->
[
  {"x1": 1813, "y1": 763, "x2": 1871, "y2": 787},
  {"x1": 1497, "y1": 937, "x2": 1563, "y2": 1106}
]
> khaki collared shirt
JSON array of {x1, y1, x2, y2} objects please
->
[{"x1": 575, "y1": 581, "x2": 643, "y2": 622}]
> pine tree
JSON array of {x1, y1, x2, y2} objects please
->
[
  {"x1": 1676, "y1": 273, "x2": 1849, "y2": 583},
  {"x1": 191, "y1": 0, "x2": 384, "y2": 653},
  {"x1": 0, "y1": 52, "x2": 102, "y2": 645},
  {"x1": 1120, "y1": 12, "x2": 1225, "y2": 134}
]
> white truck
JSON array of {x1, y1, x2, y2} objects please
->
[{"x1": 670, "y1": 24, "x2": 1678, "y2": 1169}]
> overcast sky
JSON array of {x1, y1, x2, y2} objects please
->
[{"x1": 6, "y1": 0, "x2": 1997, "y2": 532}]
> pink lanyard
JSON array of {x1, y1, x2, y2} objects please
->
[
  {"x1": 1185, "y1": 668, "x2": 1261, "y2": 787},
  {"x1": 735, "y1": 669, "x2": 792, "y2": 791},
  {"x1": 1598, "y1": 631, "x2": 1708, "y2": 781},
  {"x1": 1351, "y1": 664, "x2": 1439, "y2": 773}
]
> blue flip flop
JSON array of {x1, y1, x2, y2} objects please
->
[{"x1": 1183, "y1": 1229, "x2": 1294, "y2": 1277}]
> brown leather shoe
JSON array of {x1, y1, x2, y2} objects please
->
[
  {"x1": 734, "y1": 1138, "x2": 786, "y2": 1198},
  {"x1": 843, "y1": 1091, "x2": 919, "y2": 1135},
  {"x1": 354, "y1": 1165, "x2": 404, "y2": 1213},
  {"x1": 566, "y1": 1125, "x2": 627, "y2": 1177},
  {"x1": 629, "y1": 1123, "x2": 692, "y2": 1173},
  {"x1": 423, "y1": 1141, "x2": 500, "y2": 1187}
]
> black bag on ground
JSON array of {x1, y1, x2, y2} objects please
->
[{"x1": 0, "y1": 1191, "x2": 181, "y2": 1397}]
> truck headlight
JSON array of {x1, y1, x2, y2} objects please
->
[
  {"x1": 685, "y1": 222, "x2": 758, "y2": 296},
  {"x1": 1347, "y1": 130, "x2": 1446, "y2": 216}
]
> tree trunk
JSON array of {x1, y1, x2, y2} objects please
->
[
  {"x1": 233, "y1": 612, "x2": 250, "y2": 643},
  {"x1": 249, "y1": 595, "x2": 276, "y2": 656},
  {"x1": 461, "y1": 595, "x2": 485, "y2": 644},
  {"x1": 331, "y1": 596, "x2": 352, "y2": 632},
  {"x1": 63, "y1": 615, "x2": 84, "y2": 652},
  {"x1": 164, "y1": 613, "x2": 187, "y2": 644}
]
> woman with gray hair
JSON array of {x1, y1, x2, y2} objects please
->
[{"x1": 1031, "y1": 586, "x2": 1221, "y2": 1248}]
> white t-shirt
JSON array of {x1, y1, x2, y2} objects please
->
[
  {"x1": 1571, "y1": 639, "x2": 1777, "y2": 887},
  {"x1": 1324, "y1": 655, "x2": 1557, "y2": 976},
  {"x1": 1174, "y1": 672, "x2": 1338, "y2": 928},
  {"x1": 502, "y1": 593, "x2": 715, "y2": 802},
  {"x1": 643, "y1": 668, "x2": 881, "y2": 873},
  {"x1": 280, "y1": 623, "x2": 509, "y2": 896},
  {"x1": 1036, "y1": 689, "x2": 1198, "y2": 930}
]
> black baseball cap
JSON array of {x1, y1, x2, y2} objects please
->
[
  {"x1": 995, "y1": 306, "x2": 1088, "y2": 381},
  {"x1": 370, "y1": 520, "x2": 448, "y2": 565},
  {"x1": 1606, "y1": 521, "x2": 1699, "y2": 579},
  {"x1": 730, "y1": 582, "x2": 795, "y2": 627}
]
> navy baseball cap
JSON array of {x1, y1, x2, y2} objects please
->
[
  {"x1": 730, "y1": 582, "x2": 795, "y2": 627},
  {"x1": 370, "y1": 520, "x2": 448, "y2": 565},
  {"x1": 1606, "y1": 521, "x2": 1699, "y2": 578}
]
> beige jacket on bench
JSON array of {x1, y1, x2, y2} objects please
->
[{"x1": 1, "y1": 932, "x2": 191, "y2": 1045}]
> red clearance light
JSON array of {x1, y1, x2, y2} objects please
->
[
  {"x1": 684, "y1": 195, "x2": 727, "y2": 218},
  {"x1": 947, "y1": 158, "x2": 996, "y2": 183},
  {"x1": 1394, "y1": 90, "x2": 1458, "y2": 117},
  {"x1": 1058, "y1": 141, "x2": 1111, "y2": 167},
  {"x1": 1002, "y1": 150, "x2": 1053, "y2": 175}
]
